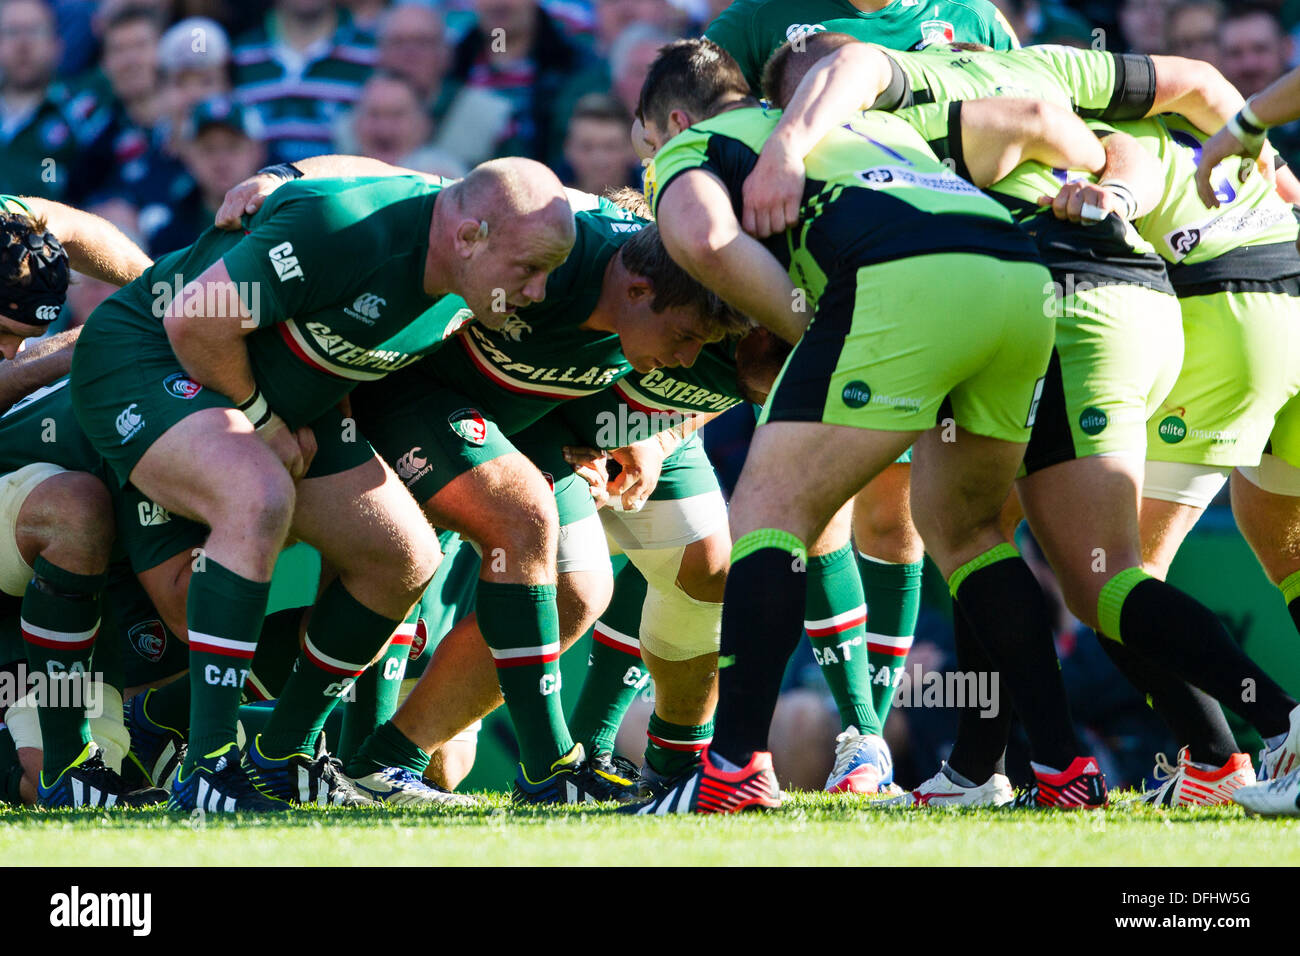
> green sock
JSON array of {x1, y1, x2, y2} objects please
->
[
  {"x1": 259, "y1": 581, "x2": 400, "y2": 759},
  {"x1": 857, "y1": 554, "x2": 922, "y2": 728},
  {"x1": 0, "y1": 723, "x2": 23, "y2": 805},
  {"x1": 140, "y1": 681, "x2": 189, "y2": 735},
  {"x1": 345, "y1": 719, "x2": 431, "y2": 778},
  {"x1": 478, "y1": 579, "x2": 574, "y2": 779},
  {"x1": 21, "y1": 557, "x2": 105, "y2": 775},
  {"x1": 645, "y1": 713, "x2": 713, "y2": 778},
  {"x1": 569, "y1": 562, "x2": 649, "y2": 755},
  {"x1": 337, "y1": 610, "x2": 413, "y2": 766},
  {"x1": 243, "y1": 607, "x2": 305, "y2": 702},
  {"x1": 184, "y1": 559, "x2": 270, "y2": 774},
  {"x1": 804, "y1": 546, "x2": 880, "y2": 735}
]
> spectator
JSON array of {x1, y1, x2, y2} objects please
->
[
  {"x1": 561, "y1": 92, "x2": 638, "y2": 195},
  {"x1": 344, "y1": 71, "x2": 466, "y2": 177},
  {"x1": 0, "y1": 0, "x2": 109, "y2": 201},
  {"x1": 592, "y1": 0, "x2": 676, "y2": 57},
  {"x1": 63, "y1": 197, "x2": 143, "y2": 328},
  {"x1": 1222, "y1": 3, "x2": 1293, "y2": 97},
  {"x1": 377, "y1": 1, "x2": 452, "y2": 106},
  {"x1": 91, "y1": 3, "x2": 166, "y2": 184},
  {"x1": 448, "y1": 0, "x2": 593, "y2": 164},
  {"x1": 340, "y1": 0, "x2": 391, "y2": 33},
  {"x1": 1118, "y1": 0, "x2": 1172, "y2": 53},
  {"x1": 1166, "y1": 0, "x2": 1223, "y2": 65},
  {"x1": 139, "y1": 96, "x2": 265, "y2": 256},
  {"x1": 609, "y1": 22, "x2": 674, "y2": 118},
  {"x1": 232, "y1": 0, "x2": 377, "y2": 163}
]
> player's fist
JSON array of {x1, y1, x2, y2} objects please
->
[
  {"x1": 1040, "y1": 182, "x2": 1115, "y2": 224},
  {"x1": 216, "y1": 173, "x2": 283, "y2": 230},
  {"x1": 743, "y1": 140, "x2": 805, "y2": 238},
  {"x1": 564, "y1": 446, "x2": 611, "y2": 508},
  {"x1": 259, "y1": 413, "x2": 308, "y2": 479}
]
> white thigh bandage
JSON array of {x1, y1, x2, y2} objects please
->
[
  {"x1": 0, "y1": 463, "x2": 67, "y2": 596},
  {"x1": 6, "y1": 684, "x2": 128, "y2": 773},
  {"x1": 601, "y1": 491, "x2": 727, "y2": 552},
  {"x1": 1143, "y1": 460, "x2": 1231, "y2": 509},
  {"x1": 557, "y1": 512, "x2": 612, "y2": 574},
  {"x1": 1237, "y1": 453, "x2": 1300, "y2": 497},
  {"x1": 624, "y1": 545, "x2": 722, "y2": 661}
]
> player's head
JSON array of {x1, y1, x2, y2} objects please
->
[
  {"x1": 442, "y1": 157, "x2": 576, "y2": 325},
  {"x1": 0, "y1": 210, "x2": 69, "y2": 358},
  {"x1": 636, "y1": 39, "x2": 755, "y2": 155},
  {"x1": 761, "y1": 31, "x2": 860, "y2": 110},
  {"x1": 612, "y1": 222, "x2": 749, "y2": 373}
]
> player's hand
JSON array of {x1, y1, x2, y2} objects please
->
[
  {"x1": 294, "y1": 424, "x2": 318, "y2": 477},
  {"x1": 259, "y1": 413, "x2": 308, "y2": 479},
  {"x1": 216, "y1": 173, "x2": 282, "y2": 229},
  {"x1": 1039, "y1": 182, "x2": 1116, "y2": 224},
  {"x1": 743, "y1": 140, "x2": 805, "y2": 238},
  {"x1": 608, "y1": 436, "x2": 668, "y2": 512},
  {"x1": 564, "y1": 446, "x2": 611, "y2": 508}
]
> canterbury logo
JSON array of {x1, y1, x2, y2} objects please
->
[
  {"x1": 115, "y1": 403, "x2": 144, "y2": 441},
  {"x1": 395, "y1": 447, "x2": 428, "y2": 482},
  {"x1": 348, "y1": 293, "x2": 385, "y2": 321},
  {"x1": 268, "y1": 241, "x2": 304, "y2": 281},
  {"x1": 35, "y1": 304, "x2": 60, "y2": 321}
]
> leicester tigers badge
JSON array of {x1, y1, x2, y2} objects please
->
[{"x1": 448, "y1": 408, "x2": 487, "y2": 446}]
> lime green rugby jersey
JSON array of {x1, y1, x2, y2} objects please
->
[{"x1": 705, "y1": 0, "x2": 1018, "y2": 92}]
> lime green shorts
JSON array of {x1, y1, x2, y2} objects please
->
[
  {"x1": 760, "y1": 253, "x2": 1054, "y2": 443},
  {"x1": 1023, "y1": 282, "x2": 1183, "y2": 475},
  {"x1": 1147, "y1": 290, "x2": 1300, "y2": 467}
]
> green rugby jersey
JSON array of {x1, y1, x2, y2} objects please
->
[
  {"x1": 647, "y1": 105, "x2": 1037, "y2": 309},
  {"x1": 1092, "y1": 115, "x2": 1300, "y2": 294},
  {"x1": 0, "y1": 378, "x2": 101, "y2": 477},
  {"x1": 704, "y1": 0, "x2": 1018, "y2": 92},
  {"x1": 94, "y1": 176, "x2": 454, "y2": 428},
  {"x1": 403, "y1": 200, "x2": 644, "y2": 436}
]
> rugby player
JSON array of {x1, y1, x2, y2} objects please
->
[
  {"x1": 1196, "y1": 62, "x2": 1300, "y2": 205},
  {"x1": 69, "y1": 158, "x2": 576, "y2": 812},
  {"x1": 625, "y1": 39, "x2": 1097, "y2": 814}
]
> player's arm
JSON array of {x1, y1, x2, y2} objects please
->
[
  {"x1": 0, "y1": 328, "x2": 79, "y2": 412},
  {"x1": 215, "y1": 155, "x2": 441, "y2": 228},
  {"x1": 658, "y1": 169, "x2": 806, "y2": 345},
  {"x1": 743, "y1": 41, "x2": 894, "y2": 236},
  {"x1": 1196, "y1": 67, "x2": 1300, "y2": 207},
  {"x1": 15, "y1": 197, "x2": 151, "y2": 285},
  {"x1": 1042, "y1": 130, "x2": 1164, "y2": 224},
  {"x1": 956, "y1": 98, "x2": 1106, "y2": 188},
  {"x1": 1148, "y1": 56, "x2": 1246, "y2": 141}
]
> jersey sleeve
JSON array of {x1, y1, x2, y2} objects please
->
[
  {"x1": 646, "y1": 127, "x2": 716, "y2": 217},
  {"x1": 1030, "y1": 46, "x2": 1156, "y2": 120},
  {"x1": 703, "y1": 0, "x2": 764, "y2": 92},
  {"x1": 220, "y1": 185, "x2": 370, "y2": 328}
]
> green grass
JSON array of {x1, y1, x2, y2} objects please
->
[{"x1": 5, "y1": 791, "x2": 1300, "y2": 866}]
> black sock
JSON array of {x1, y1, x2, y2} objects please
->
[
  {"x1": 1109, "y1": 576, "x2": 1296, "y2": 738},
  {"x1": 1095, "y1": 633, "x2": 1239, "y2": 766},
  {"x1": 945, "y1": 602, "x2": 1014, "y2": 783},
  {"x1": 951, "y1": 546, "x2": 1079, "y2": 770},
  {"x1": 710, "y1": 530, "x2": 808, "y2": 766}
]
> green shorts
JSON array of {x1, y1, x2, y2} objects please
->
[
  {"x1": 111, "y1": 480, "x2": 208, "y2": 574},
  {"x1": 1146, "y1": 290, "x2": 1300, "y2": 468},
  {"x1": 512, "y1": 416, "x2": 599, "y2": 527},
  {"x1": 1023, "y1": 281, "x2": 1183, "y2": 475},
  {"x1": 760, "y1": 253, "x2": 1054, "y2": 445},
  {"x1": 71, "y1": 303, "x2": 372, "y2": 485}
]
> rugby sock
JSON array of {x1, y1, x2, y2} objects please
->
[
  {"x1": 1282, "y1": 570, "x2": 1300, "y2": 637},
  {"x1": 344, "y1": 719, "x2": 431, "y2": 779},
  {"x1": 185, "y1": 560, "x2": 269, "y2": 773},
  {"x1": 258, "y1": 580, "x2": 400, "y2": 759},
  {"x1": 858, "y1": 555, "x2": 922, "y2": 726},
  {"x1": 477, "y1": 580, "x2": 573, "y2": 779},
  {"x1": 1098, "y1": 569, "x2": 1298, "y2": 737},
  {"x1": 242, "y1": 607, "x2": 304, "y2": 702},
  {"x1": 645, "y1": 713, "x2": 713, "y2": 778},
  {"x1": 569, "y1": 563, "x2": 648, "y2": 755},
  {"x1": 944, "y1": 603, "x2": 1013, "y2": 784},
  {"x1": 710, "y1": 530, "x2": 808, "y2": 766},
  {"x1": 0, "y1": 723, "x2": 23, "y2": 805},
  {"x1": 804, "y1": 545, "x2": 878, "y2": 734},
  {"x1": 139, "y1": 682, "x2": 189, "y2": 736},
  {"x1": 21, "y1": 558, "x2": 105, "y2": 775},
  {"x1": 1095, "y1": 635, "x2": 1239, "y2": 767},
  {"x1": 337, "y1": 615, "x2": 413, "y2": 766},
  {"x1": 949, "y1": 544, "x2": 1079, "y2": 770}
]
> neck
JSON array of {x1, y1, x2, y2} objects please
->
[
  {"x1": 713, "y1": 95, "x2": 757, "y2": 118},
  {"x1": 847, "y1": 0, "x2": 893, "y2": 11},
  {"x1": 581, "y1": 253, "x2": 626, "y2": 334},
  {"x1": 279, "y1": 8, "x2": 336, "y2": 51},
  {"x1": 423, "y1": 191, "x2": 456, "y2": 294}
]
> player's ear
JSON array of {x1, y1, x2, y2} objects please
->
[
  {"x1": 668, "y1": 109, "x2": 693, "y2": 138},
  {"x1": 453, "y1": 218, "x2": 487, "y2": 257}
]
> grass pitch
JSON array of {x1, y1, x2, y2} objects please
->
[{"x1": 4, "y1": 790, "x2": 1299, "y2": 866}]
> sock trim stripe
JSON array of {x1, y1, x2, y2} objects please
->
[
  {"x1": 647, "y1": 733, "x2": 711, "y2": 751},
  {"x1": 805, "y1": 607, "x2": 866, "y2": 635},
  {"x1": 490, "y1": 641, "x2": 561, "y2": 668},
  {"x1": 865, "y1": 631, "x2": 914, "y2": 655},
  {"x1": 388, "y1": 629, "x2": 415, "y2": 648},
  {"x1": 731, "y1": 528, "x2": 805, "y2": 564},
  {"x1": 243, "y1": 672, "x2": 272, "y2": 701},
  {"x1": 947, "y1": 543, "x2": 1018, "y2": 597},
  {"x1": 20, "y1": 619, "x2": 98, "y2": 649},
  {"x1": 1281, "y1": 568, "x2": 1300, "y2": 605},
  {"x1": 190, "y1": 630, "x2": 257, "y2": 658},
  {"x1": 593, "y1": 623, "x2": 640, "y2": 655},
  {"x1": 303, "y1": 634, "x2": 369, "y2": 675},
  {"x1": 1097, "y1": 566, "x2": 1153, "y2": 642}
]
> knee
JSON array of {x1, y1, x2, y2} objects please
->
[
  {"x1": 558, "y1": 570, "x2": 613, "y2": 644},
  {"x1": 481, "y1": 492, "x2": 558, "y2": 572},
  {"x1": 676, "y1": 550, "x2": 727, "y2": 603},
  {"x1": 216, "y1": 461, "x2": 295, "y2": 542},
  {"x1": 854, "y1": 496, "x2": 919, "y2": 561},
  {"x1": 30, "y1": 472, "x2": 114, "y2": 569}
]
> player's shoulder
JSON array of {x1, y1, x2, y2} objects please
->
[{"x1": 253, "y1": 175, "x2": 438, "y2": 238}]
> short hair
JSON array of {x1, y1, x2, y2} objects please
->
[
  {"x1": 636, "y1": 39, "x2": 754, "y2": 132},
  {"x1": 1222, "y1": 2, "x2": 1283, "y2": 33},
  {"x1": 602, "y1": 186, "x2": 651, "y2": 219},
  {"x1": 761, "y1": 32, "x2": 861, "y2": 109},
  {"x1": 618, "y1": 223, "x2": 749, "y2": 337},
  {"x1": 569, "y1": 92, "x2": 632, "y2": 129},
  {"x1": 103, "y1": 3, "x2": 164, "y2": 35}
]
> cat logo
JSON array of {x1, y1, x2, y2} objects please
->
[
  {"x1": 268, "y1": 241, "x2": 304, "y2": 281},
  {"x1": 346, "y1": 293, "x2": 385, "y2": 323},
  {"x1": 138, "y1": 500, "x2": 171, "y2": 526}
]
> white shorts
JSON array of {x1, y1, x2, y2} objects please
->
[
  {"x1": 601, "y1": 491, "x2": 727, "y2": 554},
  {"x1": 0, "y1": 462, "x2": 66, "y2": 596}
]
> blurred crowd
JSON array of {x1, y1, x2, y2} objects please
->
[{"x1": 4, "y1": 0, "x2": 1300, "y2": 320}]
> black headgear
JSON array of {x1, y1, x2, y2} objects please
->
[{"x1": 0, "y1": 217, "x2": 69, "y2": 326}]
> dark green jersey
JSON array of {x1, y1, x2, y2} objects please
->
[
  {"x1": 0, "y1": 378, "x2": 101, "y2": 476},
  {"x1": 647, "y1": 106, "x2": 1038, "y2": 308},
  {"x1": 705, "y1": 0, "x2": 1018, "y2": 92},
  {"x1": 91, "y1": 176, "x2": 450, "y2": 428},
  {"x1": 1094, "y1": 115, "x2": 1300, "y2": 292},
  {"x1": 402, "y1": 201, "x2": 643, "y2": 435}
]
